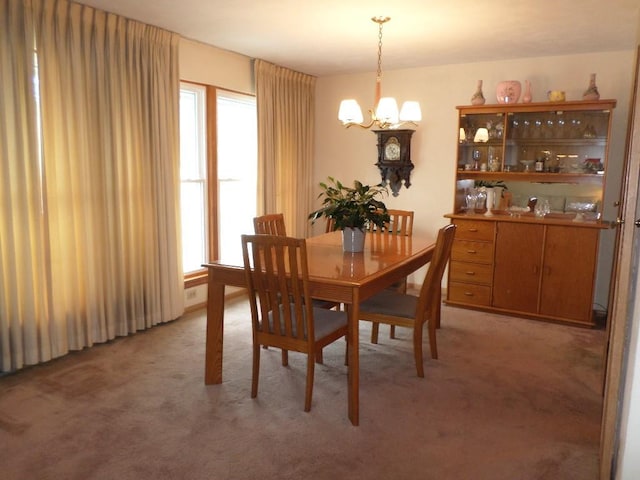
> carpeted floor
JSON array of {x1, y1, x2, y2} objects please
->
[{"x1": 0, "y1": 297, "x2": 605, "y2": 480}]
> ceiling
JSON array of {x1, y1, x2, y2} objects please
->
[{"x1": 72, "y1": 0, "x2": 638, "y2": 77}]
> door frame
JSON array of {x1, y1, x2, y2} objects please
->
[{"x1": 600, "y1": 45, "x2": 640, "y2": 479}]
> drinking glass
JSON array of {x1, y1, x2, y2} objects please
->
[{"x1": 534, "y1": 199, "x2": 550, "y2": 217}]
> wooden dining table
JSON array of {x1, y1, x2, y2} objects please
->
[{"x1": 203, "y1": 229, "x2": 437, "y2": 426}]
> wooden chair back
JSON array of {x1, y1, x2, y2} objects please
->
[
  {"x1": 368, "y1": 209, "x2": 414, "y2": 235},
  {"x1": 242, "y1": 234, "x2": 313, "y2": 351},
  {"x1": 253, "y1": 213, "x2": 287, "y2": 236},
  {"x1": 241, "y1": 233, "x2": 348, "y2": 411},
  {"x1": 415, "y1": 223, "x2": 457, "y2": 327},
  {"x1": 359, "y1": 223, "x2": 456, "y2": 376},
  {"x1": 325, "y1": 217, "x2": 336, "y2": 233}
]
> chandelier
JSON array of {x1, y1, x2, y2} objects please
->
[{"x1": 338, "y1": 16, "x2": 421, "y2": 130}]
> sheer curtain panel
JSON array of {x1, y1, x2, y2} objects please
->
[
  {"x1": 255, "y1": 59, "x2": 316, "y2": 238},
  {"x1": 0, "y1": 0, "x2": 184, "y2": 372}
]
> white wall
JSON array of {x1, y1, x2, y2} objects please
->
[
  {"x1": 314, "y1": 51, "x2": 635, "y2": 306},
  {"x1": 179, "y1": 38, "x2": 254, "y2": 95}
]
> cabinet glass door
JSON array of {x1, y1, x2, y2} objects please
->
[
  {"x1": 458, "y1": 113, "x2": 505, "y2": 171},
  {"x1": 505, "y1": 110, "x2": 610, "y2": 174}
]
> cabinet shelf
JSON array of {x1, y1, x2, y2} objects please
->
[{"x1": 455, "y1": 170, "x2": 604, "y2": 184}]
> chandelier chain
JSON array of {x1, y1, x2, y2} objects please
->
[
  {"x1": 376, "y1": 21, "x2": 383, "y2": 81},
  {"x1": 372, "y1": 16, "x2": 389, "y2": 81}
]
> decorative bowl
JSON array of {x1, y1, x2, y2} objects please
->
[
  {"x1": 496, "y1": 80, "x2": 521, "y2": 104},
  {"x1": 547, "y1": 90, "x2": 566, "y2": 102}
]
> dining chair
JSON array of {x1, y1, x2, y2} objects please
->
[
  {"x1": 325, "y1": 217, "x2": 336, "y2": 233},
  {"x1": 253, "y1": 213, "x2": 287, "y2": 236},
  {"x1": 253, "y1": 213, "x2": 341, "y2": 364},
  {"x1": 358, "y1": 224, "x2": 456, "y2": 377},
  {"x1": 367, "y1": 209, "x2": 414, "y2": 343},
  {"x1": 368, "y1": 208, "x2": 414, "y2": 237},
  {"x1": 241, "y1": 234, "x2": 348, "y2": 411}
]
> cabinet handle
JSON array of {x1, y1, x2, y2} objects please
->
[
  {"x1": 533, "y1": 265, "x2": 538, "y2": 274},
  {"x1": 465, "y1": 271, "x2": 476, "y2": 276},
  {"x1": 467, "y1": 250, "x2": 477, "y2": 254},
  {"x1": 468, "y1": 228, "x2": 478, "y2": 232},
  {"x1": 464, "y1": 291, "x2": 474, "y2": 296}
]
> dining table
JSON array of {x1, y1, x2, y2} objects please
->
[{"x1": 203, "y1": 229, "x2": 437, "y2": 426}]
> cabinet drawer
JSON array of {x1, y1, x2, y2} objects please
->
[
  {"x1": 448, "y1": 282, "x2": 492, "y2": 306},
  {"x1": 452, "y1": 219, "x2": 495, "y2": 241},
  {"x1": 451, "y1": 240, "x2": 494, "y2": 264},
  {"x1": 449, "y1": 261, "x2": 494, "y2": 285}
]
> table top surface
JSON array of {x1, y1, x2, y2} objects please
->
[{"x1": 205, "y1": 230, "x2": 437, "y2": 286}]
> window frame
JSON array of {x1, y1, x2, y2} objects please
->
[{"x1": 180, "y1": 81, "x2": 255, "y2": 289}]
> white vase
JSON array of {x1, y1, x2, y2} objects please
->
[
  {"x1": 342, "y1": 228, "x2": 366, "y2": 253},
  {"x1": 484, "y1": 188, "x2": 495, "y2": 217}
]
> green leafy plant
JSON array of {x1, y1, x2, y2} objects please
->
[
  {"x1": 474, "y1": 180, "x2": 508, "y2": 190},
  {"x1": 308, "y1": 177, "x2": 390, "y2": 230}
]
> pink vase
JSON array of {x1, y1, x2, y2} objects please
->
[
  {"x1": 471, "y1": 80, "x2": 486, "y2": 105},
  {"x1": 496, "y1": 80, "x2": 521, "y2": 104},
  {"x1": 522, "y1": 80, "x2": 532, "y2": 103}
]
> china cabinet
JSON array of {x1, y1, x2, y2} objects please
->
[{"x1": 446, "y1": 99, "x2": 616, "y2": 327}]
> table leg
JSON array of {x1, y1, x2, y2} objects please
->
[
  {"x1": 347, "y1": 288, "x2": 360, "y2": 426},
  {"x1": 205, "y1": 280, "x2": 225, "y2": 384}
]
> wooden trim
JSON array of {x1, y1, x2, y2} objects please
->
[
  {"x1": 457, "y1": 99, "x2": 617, "y2": 114},
  {"x1": 185, "y1": 302, "x2": 207, "y2": 314},
  {"x1": 600, "y1": 45, "x2": 640, "y2": 479},
  {"x1": 184, "y1": 270, "x2": 208, "y2": 289},
  {"x1": 206, "y1": 85, "x2": 219, "y2": 262}
]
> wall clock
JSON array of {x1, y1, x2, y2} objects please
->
[{"x1": 373, "y1": 129, "x2": 415, "y2": 196}]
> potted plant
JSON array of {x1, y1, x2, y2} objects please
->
[{"x1": 308, "y1": 177, "x2": 390, "y2": 252}]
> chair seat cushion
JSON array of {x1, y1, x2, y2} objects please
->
[
  {"x1": 312, "y1": 308, "x2": 348, "y2": 338},
  {"x1": 265, "y1": 306, "x2": 347, "y2": 339},
  {"x1": 360, "y1": 289, "x2": 417, "y2": 319}
]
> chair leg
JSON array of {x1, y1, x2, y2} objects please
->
[
  {"x1": 428, "y1": 319, "x2": 438, "y2": 360},
  {"x1": 251, "y1": 342, "x2": 261, "y2": 398},
  {"x1": 315, "y1": 349, "x2": 324, "y2": 364},
  {"x1": 344, "y1": 336, "x2": 349, "y2": 366},
  {"x1": 371, "y1": 322, "x2": 380, "y2": 344},
  {"x1": 413, "y1": 325, "x2": 425, "y2": 378},
  {"x1": 281, "y1": 349, "x2": 289, "y2": 366},
  {"x1": 304, "y1": 352, "x2": 315, "y2": 412},
  {"x1": 390, "y1": 325, "x2": 396, "y2": 339}
]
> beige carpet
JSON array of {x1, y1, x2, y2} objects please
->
[{"x1": 0, "y1": 297, "x2": 605, "y2": 480}]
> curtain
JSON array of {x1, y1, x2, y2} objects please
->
[
  {"x1": 0, "y1": 0, "x2": 184, "y2": 373},
  {"x1": 254, "y1": 59, "x2": 316, "y2": 238}
]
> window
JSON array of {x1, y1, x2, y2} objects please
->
[
  {"x1": 216, "y1": 91, "x2": 257, "y2": 265},
  {"x1": 179, "y1": 83, "x2": 257, "y2": 278},
  {"x1": 179, "y1": 83, "x2": 207, "y2": 274}
]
